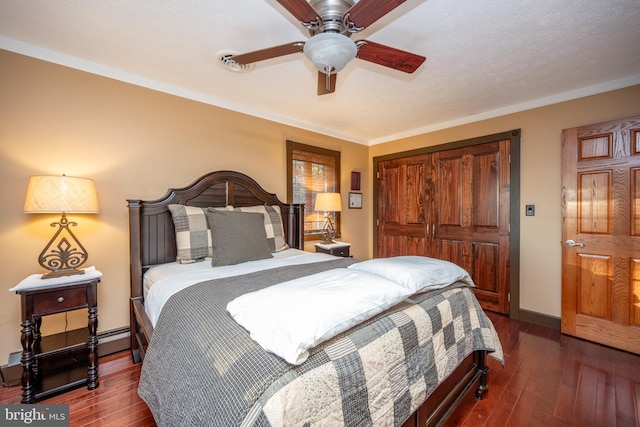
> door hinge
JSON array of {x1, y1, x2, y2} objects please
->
[
  {"x1": 508, "y1": 293, "x2": 510, "y2": 302},
  {"x1": 376, "y1": 171, "x2": 380, "y2": 179},
  {"x1": 376, "y1": 219, "x2": 379, "y2": 226}
]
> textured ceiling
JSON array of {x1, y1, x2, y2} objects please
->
[{"x1": 1, "y1": 0, "x2": 639, "y2": 145}]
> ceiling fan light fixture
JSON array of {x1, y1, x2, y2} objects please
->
[{"x1": 303, "y1": 33, "x2": 357, "y2": 74}]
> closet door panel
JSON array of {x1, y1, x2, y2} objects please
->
[
  {"x1": 377, "y1": 155, "x2": 431, "y2": 258},
  {"x1": 407, "y1": 163, "x2": 427, "y2": 224},
  {"x1": 437, "y1": 156, "x2": 463, "y2": 226},
  {"x1": 472, "y1": 242, "x2": 499, "y2": 293},
  {"x1": 380, "y1": 165, "x2": 401, "y2": 224},
  {"x1": 472, "y1": 152, "x2": 500, "y2": 228},
  {"x1": 439, "y1": 239, "x2": 464, "y2": 266}
]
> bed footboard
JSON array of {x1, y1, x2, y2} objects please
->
[{"x1": 402, "y1": 350, "x2": 489, "y2": 427}]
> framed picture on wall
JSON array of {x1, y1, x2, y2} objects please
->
[
  {"x1": 351, "y1": 171, "x2": 361, "y2": 191},
  {"x1": 349, "y1": 192, "x2": 362, "y2": 209}
]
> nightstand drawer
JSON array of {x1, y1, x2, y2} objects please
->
[
  {"x1": 315, "y1": 242, "x2": 351, "y2": 258},
  {"x1": 33, "y1": 287, "x2": 87, "y2": 315},
  {"x1": 331, "y1": 246, "x2": 350, "y2": 257}
]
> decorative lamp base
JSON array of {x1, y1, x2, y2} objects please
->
[
  {"x1": 321, "y1": 214, "x2": 336, "y2": 243},
  {"x1": 38, "y1": 213, "x2": 89, "y2": 280}
]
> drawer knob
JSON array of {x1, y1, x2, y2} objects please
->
[{"x1": 57, "y1": 296, "x2": 65, "y2": 303}]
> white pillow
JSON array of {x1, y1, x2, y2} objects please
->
[
  {"x1": 227, "y1": 268, "x2": 412, "y2": 365},
  {"x1": 348, "y1": 256, "x2": 474, "y2": 293}
]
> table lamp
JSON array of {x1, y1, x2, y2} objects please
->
[
  {"x1": 314, "y1": 192, "x2": 342, "y2": 243},
  {"x1": 23, "y1": 175, "x2": 99, "y2": 279}
]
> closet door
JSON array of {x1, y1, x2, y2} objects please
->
[
  {"x1": 377, "y1": 154, "x2": 432, "y2": 258},
  {"x1": 433, "y1": 140, "x2": 511, "y2": 313}
]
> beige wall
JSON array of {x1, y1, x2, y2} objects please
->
[
  {"x1": 0, "y1": 50, "x2": 370, "y2": 360},
  {"x1": 369, "y1": 85, "x2": 640, "y2": 320},
  {"x1": 2, "y1": 48, "x2": 639, "y2": 363}
]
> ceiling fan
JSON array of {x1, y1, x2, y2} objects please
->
[{"x1": 228, "y1": 0, "x2": 426, "y2": 95}]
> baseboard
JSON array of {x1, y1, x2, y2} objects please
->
[
  {"x1": 518, "y1": 309, "x2": 561, "y2": 330},
  {"x1": 1, "y1": 327, "x2": 131, "y2": 387},
  {"x1": 0, "y1": 352, "x2": 21, "y2": 387},
  {"x1": 97, "y1": 327, "x2": 131, "y2": 357}
]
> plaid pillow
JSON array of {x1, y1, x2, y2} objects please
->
[
  {"x1": 234, "y1": 205, "x2": 289, "y2": 252},
  {"x1": 168, "y1": 204, "x2": 232, "y2": 263}
]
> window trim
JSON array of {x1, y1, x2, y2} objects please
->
[{"x1": 286, "y1": 140, "x2": 341, "y2": 241}]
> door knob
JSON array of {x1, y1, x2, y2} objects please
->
[{"x1": 565, "y1": 239, "x2": 585, "y2": 248}]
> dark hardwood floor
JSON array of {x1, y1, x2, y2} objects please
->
[{"x1": 2, "y1": 312, "x2": 639, "y2": 426}]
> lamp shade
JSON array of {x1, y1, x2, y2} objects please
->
[
  {"x1": 315, "y1": 192, "x2": 342, "y2": 212},
  {"x1": 24, "y1": 175, "x2": 99, "y2": 214},
  {"x1": 303, "y1": 33, "x2": 357, "y2": 74}
]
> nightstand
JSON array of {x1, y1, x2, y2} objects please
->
[
  {"x1": 315, "y1": 242, "x2": 351, "y2": 257},
  {"x1": 12, "y1": 269, "x2": 101, "y2": 403}
]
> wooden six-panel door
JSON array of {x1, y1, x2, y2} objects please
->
[
  {"x1": 377, "y1": 141, "x2": 511, "y2": 314},
  {"x1": 561, "y1": 116, "x2": 640, "y2": 354}
]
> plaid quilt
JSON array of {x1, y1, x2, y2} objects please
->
[{"x1": 138, "y1": 259, "x2": 503, "y2": 427}]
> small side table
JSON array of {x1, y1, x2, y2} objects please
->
[
  {"x1": 12, "y1": 269, "x2": 101, "y2": 403},
  {"x1": 315, "y1": 241, "x2": 351, "y2": 257}
]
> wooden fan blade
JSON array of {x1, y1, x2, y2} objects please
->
[
  {"x1": 275, "y1": 0, "x2": 320, "y2": 25},
  {"x1": 231, "y1": 42, "x2": 305, "y2": 65},
  {"x1": 344, "y1": 0, "x2": 407, "y2": 31},
  {"x1": 317, "y1": 71, "x2": 337, "y2": 95},
  {"x1": 356, "y1": 40, "x2": 426, "y2": 73}
]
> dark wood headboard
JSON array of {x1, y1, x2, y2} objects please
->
[{"x1": 127, "y1": 170, "x2": 304, "y2": 300}]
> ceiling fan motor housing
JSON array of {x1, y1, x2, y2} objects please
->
[{"x1": 308, "y1": 0, "x2": 356, "y2": 35}]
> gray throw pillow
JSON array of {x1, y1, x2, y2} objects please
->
[{"x1": 205, "y1": 208, "x2": 273, "y2": 266}]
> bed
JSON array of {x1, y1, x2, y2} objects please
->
[{"x1": 128, "y1": 170, "x2": 503, "y2": 427}]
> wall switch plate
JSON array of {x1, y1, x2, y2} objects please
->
[{"x1": 525, "y1": 205, "x2": 535, "y2": 216}]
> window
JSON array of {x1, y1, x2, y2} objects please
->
[{"x1": 286, "y1": 140, "x2": 341, "y2": 240}]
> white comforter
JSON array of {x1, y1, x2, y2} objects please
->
[
  {"x1": 143, "y1": 249, "x2": 337, "y2": 326},
  {"x1": 227, "y1": 268, "x2": 412, "y2": 364}
]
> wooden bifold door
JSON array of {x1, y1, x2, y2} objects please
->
[{"x1": 376, "y1": 138, "x2": 511, "y2": 314}]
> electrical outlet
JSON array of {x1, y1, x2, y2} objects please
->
[{"x1": 525, "y1": 205, "x2": 535, "y2": 216}]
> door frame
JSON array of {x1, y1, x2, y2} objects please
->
[{"x1": 373, "y1": 129, "x2": 523, "y2": 320}]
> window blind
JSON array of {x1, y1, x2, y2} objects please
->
[{"x1": 287, "y1": 142, "x2": 340, "y2": 236}]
